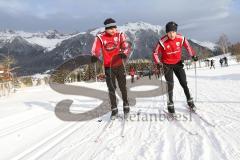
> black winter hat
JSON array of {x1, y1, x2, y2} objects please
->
[
  {"x1": 104, "y1": 18, "x2": 117, "y2": 29},
  {"x1": 166, "y1": 21, "x2": 178, "y2": 33}
]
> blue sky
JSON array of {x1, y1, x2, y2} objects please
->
[{"x1": 0, "y1": 0, "x2": 239, "y2": 43}]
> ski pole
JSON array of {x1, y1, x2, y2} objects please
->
[
  {"x1": 160, "y1": 66, "x2": 165, "y2": 111},
  {"x1": 122, "y1": 59, "x2": 127, "y2": 76},
  {"x1": 122, "y1": 40, "x2": 135, "y2": 76},
  {"x1": 94, "y1": 63, "x2": 97, "y2": 82},
  {"x1": 194, "y1": 61, "x2": 197, "y2": 102}
]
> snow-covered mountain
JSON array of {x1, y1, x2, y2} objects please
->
[
  {"x1": 0, "y1": 22, "x2": 217, "y2": 52},
  {"x1": 90, "y1": 21, "x2": 163, "y2": 35},
  {"x1": 0, "y1": 22, "x2": 218, "y2": 76},
  {"x1": 191, "y1": 39, "x2": 217, "y2": 51},
  {"x1": 0, "y1": 29, "x2": 79, "y2": 51}
]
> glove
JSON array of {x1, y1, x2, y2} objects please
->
[
  {"x1": 157, "y1": 63, "x2": 163, "y2": 70},
  {"x1": 91, "y1": 56, "x2": 99, "y2": 63},
  {"x1": 192, "y1": 55, "x2": 198, "y2": 61},
  {"x1": 118, "y1": 53, "x2": 127, "y2": 59}
]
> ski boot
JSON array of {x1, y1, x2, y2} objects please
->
[
  {"x1": 123, "y1": 106, "x2": 130, "y2": 119},
  {"x1": 110, "y1": 108, "x2": 118, "y2": 120},
  {"x1": 187, "y1": 98, "x2": 196, "y2": 112},
  {"x1": 167, "y1": 102, "x2": 175, "y2": 114}
]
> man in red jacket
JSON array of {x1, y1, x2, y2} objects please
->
[
  {"x1": 152, "y1": 21, "x2": 198, "y2": 114},
  {"x1": 91, "y1": 18, "x2": 130, "y2": 119},
  {"x1": 129, "y1": 66, "x2": 135, "y2": 83}
]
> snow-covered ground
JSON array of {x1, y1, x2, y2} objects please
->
[{"x1": 0, "y1": 57, "x2": 240, "y2": 160}]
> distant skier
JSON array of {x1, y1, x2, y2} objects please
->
[
  {"x1": 148, "y1": 67, "x2": 152, "y2": 80},
  {"x1": 91, "y1": 18, "x2": 131, "y2": 119},
  {"x1": 205, "y1": 59, "x2": 210, "y2": 67},
  {"x1": 210, "y1": 59, "x2": 215, "y2": 69},
  {"x1": 219, "y1": 58, "x2": 223, "y2": 67},
  {"x1": 154, "y1": 65, "x2": 160, "y2": 79},
  {"x1": 129, "y1": 66, "x2": 135, "y2": 83},
  {"x1": 139, "y1": 68, "x2": 143, "y2": 78},
  {"x1": 152, "y1": 21, "x2": 198, "y2": 113},
  {"x1": 223, "y1": 56, "x2": 228, "y2": 66}
]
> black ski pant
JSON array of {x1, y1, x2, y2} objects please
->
[
  {"x1": 131, "y1": 75, "x2": 134, "y2": 83},
  {"x1": 105, "y1": 65, "x2": 129, "y2": 111},
  {"x1": 163, "y1": 61, "x2": 192, "y2": 103}
]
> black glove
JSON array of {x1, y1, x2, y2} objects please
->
[
  {"x1": 157, "y1": 63, "x2": 163, "y2": 70},
  {"x1": 119, "y1": 53, "x2": 127, "y2": 59},
  {"x1": 192, "y1": 55, "x2": 198, "y2": 61},
  {"x1": 91, "y1": 56, "x2": 99, "y2": 63}
]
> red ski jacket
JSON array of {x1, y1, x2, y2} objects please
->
[
  {"x1": 153, "y1": 34, "x2": 196, "y2": 64},
  {"x1": 91, "y1": 31, "x2": 130, "y2": 68},
  {"x1": 130, "y1": 68, "x2": 135, "y2": 76}
]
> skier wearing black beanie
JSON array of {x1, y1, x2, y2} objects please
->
[
  {"x1": 104, "y1": 18, "x2": 117, "y2": 30},
  {"x1": 152, "y1": 21, "x2": 198, "y2": 114},
  {"x1": 91, "y1": 18, "x2": 131, "y2": 119}
]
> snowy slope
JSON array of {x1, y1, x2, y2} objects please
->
[{"x1": 0, "y1": 56, "x2": 240, "y2": 160}]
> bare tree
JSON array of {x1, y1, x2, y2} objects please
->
[
  {"x1": 0, "y1": 53, "x2": 19, "y2": 82},
  {"x1": 217, "y1": 34, "x2": 231, "y2": 54},
  {"x1": 0, "y1": 53, "x2": 16, "y2": 69},
  {"x1": 230, "y1": 42, "x2": 240, "y2": 62}
]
